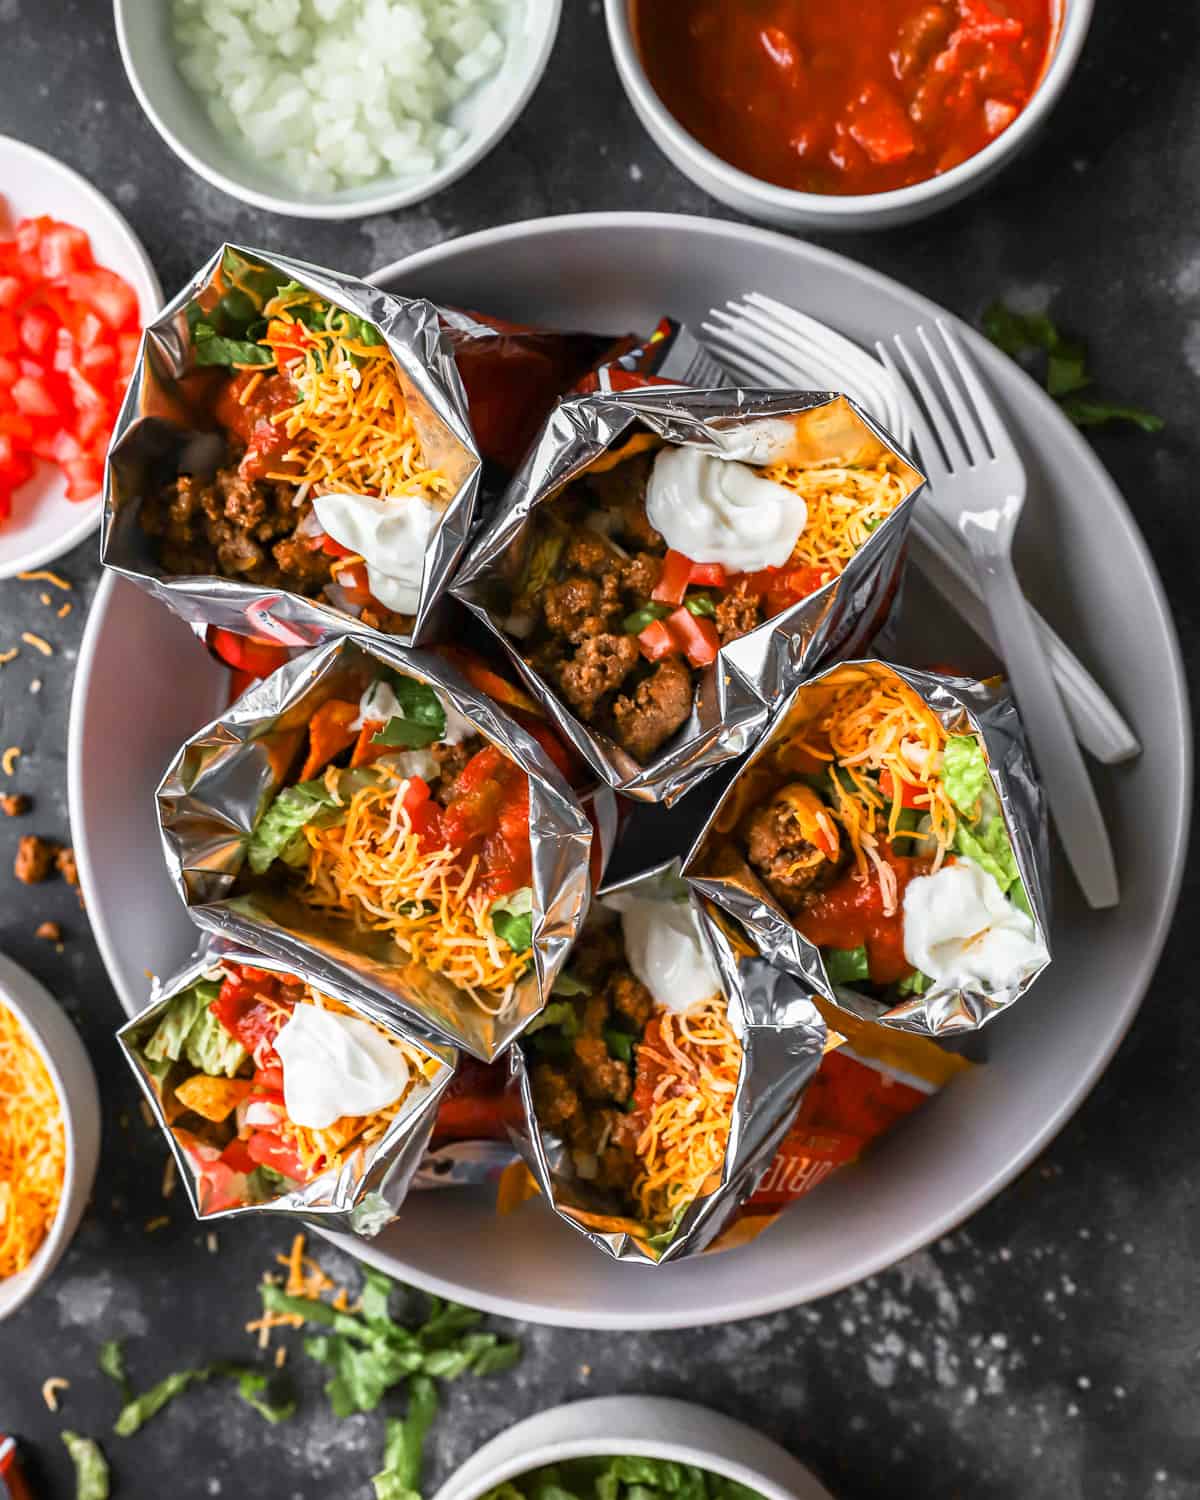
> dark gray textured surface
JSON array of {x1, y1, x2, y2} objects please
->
[{"x1": 1, "y1": 2, "x2": 1198, "y2": 1497}]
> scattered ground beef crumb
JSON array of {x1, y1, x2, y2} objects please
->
[
  {"x1": 54, "y1": 847, "x2": 78, "y2": 886},
  {"x1": 35, "y1": 921, "x2": 61, "y2": 942},
  {"x1": 1, "y1": 793, "x2": 30, "y2": 817},
  {"x1": 15, "y1": 834, "x2": 55, "y2": 884}
]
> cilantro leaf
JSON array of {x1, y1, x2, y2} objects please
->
[
  {"x1": 62, "y1": 1433, "x2": 109, "y2": 1500},
  {"x1": 1058, "y1": 396, "x2": 1165, "y2": 432}
]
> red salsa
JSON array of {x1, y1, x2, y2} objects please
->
[{"x1": 633, "y1": 0, "x2": 1058, "y2": 196}]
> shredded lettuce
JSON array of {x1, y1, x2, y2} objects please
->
[
  {"x1": 551, "y1": 970, "x2": 590, "y2": 998},
  {"x1": 246, "y1": 777, "x2": 339, "y2": 875},
  {"x1": 491, "y1": 887, "x2": 534, "y2": 954},
  {"x1": 371, "y1": 1375, "x2": 437, "y2": 1500},
  {"x1": 823, "y1": 945, "x2": 870, "y2": 984},
  {"x1": 114, "y1": 1361, "x2": 294, "y2": 1436},
  {"x1": 371, "y1": 679, "x2": 447, "y2": 749},
  {"x1": 141, "y1": 979, "x2": 245, "y2": 1078},
  {"x1": 942, "y1": 735, "x2": 989, "y2": 816},
  {"x1": 478, "y1": 1455, "x2": 766, "y2": 1498},
  {"x1": 953, "y1": 814, "x2": 1021, "y2": 895},
  {"x1": 62, "y1": 1433, "x2": 109, "y2": 1500},
  {"x1": 897, "y1": 970, "x2": 934, "y2": 996}
]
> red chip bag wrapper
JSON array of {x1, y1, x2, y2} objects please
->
[{"x1": 0, "y1": 1437, "x2": 36, "y2": 1500}]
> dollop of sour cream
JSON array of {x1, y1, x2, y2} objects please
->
[
  {"x1": 903, "y1": 859, "x2": 1047, "y2": 991},
  {"x1": 274, "y1": 1005, "x2": 411, "y2": 1130},
  {"x1": 644, "y1": 445, "x2": 807, "y2": 573},
  {"x1": 313, "y1": 492, "x2": 442, "y2": 616},
  {"x1": 601, "y1": 892, "x2": 721, "y2": 1013}
]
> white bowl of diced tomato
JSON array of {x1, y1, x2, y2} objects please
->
[{"x1": 0, "y1": 136, "x2": 160, "y2": 578}]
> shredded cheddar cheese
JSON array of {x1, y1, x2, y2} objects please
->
[
  {"x1": 0, "y1": 649, "x2": 16, "y2": 666},
  {"x1": 633, "y1": 998, "x2": 741, "y2": 1230},
  {"x1": 41, "y1": 1377, "x2": 69, "y2": 1411},
  {"x1": 259, "y1": 288, "x2": 450, "y2": 506},
  {"x1": 787, "y1": 665, "x2": 963, "y2": 909},
  {"x1": 301, "y1": 775, "x2": 529, "y2": 1014},
  {"x1": 17, "y1": 570, "x2": 71, "y2": 590},
  {"x1": 1, "y1": 747, "x2": 19, "y2": 777},
  {"x1": 21, "y1": 633, "x2": 53, "y2": 657},
  {"x1": 0, "y1": 1003, "x2": 65, "y2": 1281},
  {"x1": 766, "y1": 460, "x2": 909, "y2": 578}
]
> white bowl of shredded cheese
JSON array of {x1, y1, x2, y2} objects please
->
[
  {"x1": 0, "y1": 953, "x2": 100, "y2": 1321},
  {"x1": 113, "y1": 0, "x2": 561, "y2": 219}
]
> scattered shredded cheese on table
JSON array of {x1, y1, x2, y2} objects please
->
[
  {"x1": 20, "y1": 633, "x2": 53, "y2": 657},
  {"x1": 0, "y1": 1003, "x2": 65, "y2": 1281}
]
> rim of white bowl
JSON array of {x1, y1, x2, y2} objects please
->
[
  {"x1": 604, "y1": 0, "x2": 1095, "y2": 221},
  {"x1": 431, "y1": 1397, "x2": 832, "y2": 1500},
  {"x1": 0, "y1": 952, "x2": 101, "y2": 1319},
  {"x1": 112, "y1": 0, "x2": 563, "y2": 221},
  {"x1": 0, "y1": 135, "x2": 161, "y2": 578}
]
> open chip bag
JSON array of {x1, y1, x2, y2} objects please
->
[
  {"x1": 451, "y1": 386, "x2": 925, "y2": 804},
  {"x1": 684, "y1": 659, "x2": 1051, "y2": 1036},
  {"x1": 117, "y1": 945, "x2": 456, "y2": 1234},
  {"x1": 507, "y1": 862, "x2": 827, "y2": 1264},
  {"x1": 102, "y1": 244, "x2": 482, "y2": 651},
  {"x1": 155, "y1": 635, "x2": 594, "y2": 1061}
]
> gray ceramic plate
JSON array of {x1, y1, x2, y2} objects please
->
[{"x1": 69, "y1": 213, "x2": 1188, "y2": 1329}]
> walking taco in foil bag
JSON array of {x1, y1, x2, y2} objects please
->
[
  {"x1": 452, "y1": 386, "x2": 925, "y2": 803},
  {"x1": 118, "y1": 948, "x2": 455, "y2": 1233},
  {"x1": 510, "y1": 863, "x2": 826, "y2": 1263},
  {"x1": 156, "y1": 637, "x2": 593, "y2": 1061},
  {"x1": 103, "y1": 244, "x2": 481, "y2": 648},
  {"x1": 685, "y1": 660, "x2": 1051, "y2": 1035}
]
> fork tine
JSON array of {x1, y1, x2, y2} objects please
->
[
  {"x1": 708, "y1": 309, "x2": 840, "y2": 391},
  {"x1": 742, "y1": 292, "x2": 900, "y2": 398},
  {"x1": 915, "y1": 324, "x2": 988, "y2": 467},
  {"x1": 701, "y1": 324, "x2": 833, "y2": 391},
  {"x1": 876, "y1": 337, "x2": 952, "y2": 482},
  {"x1": 934, "y1": 318, "x2": 1020, "y2": 467},
  {"x1": 887, "y1": 331, "x2": 971, "y2": 474}
]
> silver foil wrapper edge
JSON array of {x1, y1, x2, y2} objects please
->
[
  {"x1": 116, "y1": 941, "x2": 457, "y2": 1236},
  {"x1": 506, "y1": 860, "x2": 828, "y2": 1265},
  {"x1": 451, "y1": 386, "x2": 925, "y2": 806},
  {"x1": 683, "y1": 659, "x2": 1052, "y2": 1038},
  {"x1": 102, "y1": 243, "x2": 482, "y2": 650},
  {"x1": 154, "y1": 634, "x2": 594, "y2": 1061}
]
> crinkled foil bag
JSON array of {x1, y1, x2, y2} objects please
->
[
  {"x1": 451, "y1": 387, "x2": 925, "y2": 805},
  {"x1": 102, "y1": 243, "x2": 481, "y2": 648},
  {"x1": 684, "y1": 660, "x2": 1052, "y2": 1037},
  {"x1": 155, "y1": 635, "x2": 593, "y2": 1060},
  {"x1": 116, "y1": 941, "x2": 456, "y2": 1235},
  {"x1": 507, "y1": 862, "x2": 828, "y2": 1265}
]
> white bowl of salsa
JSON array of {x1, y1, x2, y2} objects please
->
[
  {"x1": 605, "y1": 0, "x2": 1093, "y2": 230},
  {"x1": 433, "y1": 1396, "x2": 836, "y2": 1500}
]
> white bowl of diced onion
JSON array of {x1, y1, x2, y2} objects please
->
[{"x1": 113, "y1": 0, "x2": 562, "y2": 219}]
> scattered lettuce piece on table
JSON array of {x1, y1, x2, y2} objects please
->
[
  {"x1": 371, "y1": 1374, "x2": 438, "y2": 1500},
  {"x1": 62, "y1": 1432, "x2": 109, "y2": 1500},
  {"x1": 98, "y1": 1338, "x2": 131, "y2": 1401}
]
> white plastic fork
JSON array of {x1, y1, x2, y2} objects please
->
[
  {"x1": 700, "y1": 292, "x2": 1140, "y2": 767},
  {"x1": 881, "y1": 320, "x2": 1118, "y2": 909}
]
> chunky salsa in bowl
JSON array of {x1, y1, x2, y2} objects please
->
[{"x1": 619, "y1": 0, "x2": 1074, "y2": 223}]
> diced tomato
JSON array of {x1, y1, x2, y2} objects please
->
[
  {"x1": 245, "y1": 1130, "x2": 307, "y2": 1183},
  {"x1": 116, "y1": 331, "x2": 140, "y2": 379},
  {"x1": 326, "y1": 560, "x2": 376, "y2": 609},
  {"x1": 401, "y1": 776, "x2": 432, "y2": 817},
  {"x1": 651, "y1": 548, "x2": 693, "y2": 605},
  {"x1": 252, "y1": 1064, "x2": 284, "y2": 1095},
  {"x1": 217, "y1": 1139, "x2": 256, "y2": 1174},
  {"x1": 442, "y1": 745, "x2": 532, "y2": 895},
  {"x1": 207, "y1": 626, "x2": 294, "y2": 678},
  {"x1": 879, "y1": 769, "x2": 930, "y2": 810},
  {"x1": 67, "y1": 267, "x2": 138, "y2": 331},
  {"x1": 210, "y1": 969, "x2": 294, "y2": 1055},
  {"x1": 0, "y1": 311, "x2": 17, "y2": 355},
  {"x1": 687, "y1": 560, "x2": 727, "y2": 587},
  {"x1": 18, "y1": 309, "x2": 56, "y2": 359},
  {"x1": 0, "y1": 275, "x2": 21, "y2": 309},
  {"x1": 0, "y1": 413, "x2": 34, "y2": 443},
  {"x1": 638, "y1": 618, "x2": 678, "y2": 662},
  {"x1": 38, "y1": 222, "x2": 92, "y2": 279},
  {"x1": 11, "y1": 374, "x2": 60, "y2": 419},
  {"x1": 665, "y1": 606, "x2": 720, "y2": 668},
  {"x1": 63, "y1": 455, "x2": 102, "y2": 502}
]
